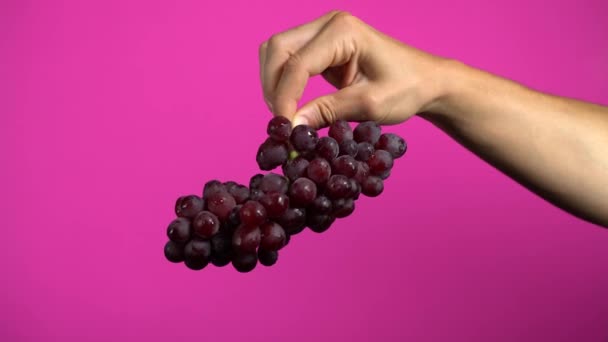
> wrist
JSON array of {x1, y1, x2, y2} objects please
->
[{"x1": 420, "y1": 58, "x2": 468, "y2": 119}]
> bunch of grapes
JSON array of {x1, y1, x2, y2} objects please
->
[{"x1": 164, "y1": 117, "x2": 407, "y2": 272}]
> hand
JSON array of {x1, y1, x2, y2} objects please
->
[{"x1": 259, "y1": 11, "x2": 448, "y2": 128}]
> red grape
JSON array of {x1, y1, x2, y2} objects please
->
[
  {"x1": 306, "y1": 158, "x2": 331, "y2": 185},
  {"x1": 282, "y1": 157, "x2": 309, "y2": 181},
  {"x1": 260, "y1": 173, "x2": 289, "y2": 194},
  {"x1": 332, "y1": 155, "x2": 357, "y2": 178},
  {"x1": 260, "y1": 221, "x2": 287, "y2": 251},
  {"x1": 167, "y1": 217, "x2": 191, "y2": 243},
  {"x1": 361, "y1": 176, "x2": 384, "y2": 197},
  {"x1": 328, "y1": 120, "x2": 353, "y2": 143},
  {"x1": 325, "y1": 175, "x2": 351, "y2": 199},
  {"x1": 376, "y1": 133, "x2": 407, "y2": 159},
  {"x1": 256, "y1": 138, "x2": 288, "y2": 171},
  {"x1": 175, "y1": 195, "x2": 204, "y2": 218},
  {"x1": 290, "y1": 125, "x2": 319, "y2": 152},
  {"x1": 368, "y1": 150, "x2": 394, "y2": 174},
  {"x1": 339, "y1": 139, "x2": 358, "y2": 157},
  {"x1": 232, "y1": 224, "x2": 262, "y2": 253},
  {"x1": 164, "y1": 241, "x2": 184, "y2": 263},
  {"x1": 356, "y1": 142, "x2": 374, "y2": 162},
  {"x1": 239, "y1": 200, "x2": 267, "y2": 226},
  {"x1": 192, "y1": 211, "x2": 220, "y2": 239},
  {"x1": 289, "y1": 177, "x2": 317, "y2": 206},
  {"x1": 315, "y1": 136, "x2": 339, "y2": 161},
  {"x1": 259, "y1": 191, "x2": 290, "y2": 218},
  {"x1": 267, "y1": 116, "x2": 292, "y2": 142},
  {"x1": 207, "y1": 191, "x2": 237, "y2": 221},
  {"x1": 258, "y1": 249, "x2": 278, "y2": 266},
  {"x1": 353, "y1": 121, "x2": 381, "y2": 144}
]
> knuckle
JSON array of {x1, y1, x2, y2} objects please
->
[
  {"x1": 330, "y1": 11, "x2": 358, "y2": 29},
  {"x1": 326, "y1": 10, "x2": 343, "y2": 18},
  {"x1": 259, "y1": 41, "x2": 268, "y2": 55},
  {"x1": 267, "y1": 34, "x2": 286, "y2": 52},
  {"x1": 284, "y1": 53, "x2": 304, "y2": 73}
]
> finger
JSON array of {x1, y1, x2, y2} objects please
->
[
  {"x1": 292, "y1": 84, "x2": 380, "y2": 129},
  {"x1": 262, "y1": 11, "x2": 342, "y2": 112},
  {"x1": 258, "y1": 42, "x2": 270, "y2": 110},
  {"x1": 273, "y1": 13, "x2": 361, "y2": 119}
]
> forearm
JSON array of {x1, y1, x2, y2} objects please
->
[{"x1": 421, "y1": 60, "x2": 608, "y2": 227}]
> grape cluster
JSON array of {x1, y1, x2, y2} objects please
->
[{"x1": 164, "y1": 117, "x2": 407, "y2": 272}]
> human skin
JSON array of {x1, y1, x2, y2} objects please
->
[{"x1": 258, "y1": 11, "x2": 608, "y2": 228}]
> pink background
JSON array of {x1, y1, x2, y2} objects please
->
[{"x1": 2, "y1": 0, "x2": 607, "y2": 340}]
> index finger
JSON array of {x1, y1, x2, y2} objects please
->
[
  {"x1": 272, "y1": 13, "x2": 362, "y2": 120},
  {"x1": 259, "y1": 11, "x2": 341, "y2": 113}
]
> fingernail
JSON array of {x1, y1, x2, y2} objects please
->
[
  {"x1": 265, "y1": 100, "x2": 274, "y2": 113},
  {"x1": 292, "y1": 114, "x2": 309, "y2": 127}
]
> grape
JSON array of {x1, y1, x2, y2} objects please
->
[
  {"x1": 239, "y1": 200, "x2": 267, "y2": 226},
  {"x1": 229, "y1": 185, "x2": 250, "y2": 204},
  {"x1": 167, "y1": 217, "x2": 191, "y2": 243},
  {"x1": 259, "y1": 192, "x2": 290, "y2": 218},
  {"x1": 232, "y1": 252, "x2": 257, "y2": 273},
  {"x1": 250, "y1": 174, "x2": 264, "y2": 190},
  {"x1": 284, "y1": 233, "x2": 292, "y2": 246},
  {"x1": 258, "y1": 249, "x2": 278, "y2": 267},
  {"x1": 282, "y1": 157, "x2": 309, "y2": 182},
  {"x1": 256, "y1": 138, "x2": 288, "y2": 170},
  {"x1": 184, "y1": 239, "x2": 211, "y2": 270},
  {"x1": 210, "y1": 232, "x2": 233, "y2": 266},
  {"x1": 354, "y1": 161, "x2": 370, "y2": 183},
  {"x1": 332, "y1": 155, "x2": 357, "y2": 178},
  {"x1": 289, "y1": 177, "x2": 317, "y2": 206},
  {"x1": 356, "y1": 142, "x2": 374, "y2": 162},
  {"x1": 249, "y1": 188, "x2": 264, "y2": 201},
  {"x1": 276, "y1": 207, "x2": 307, "y2": 235},
  {"x1": 306, "y1": 158, "x2": 331, "y2": 185},
  {"x1": 267, "y1": 116, "x2": 292, "y2": 142},
  {"x1": 339, "y1": 139, "x2": 358, "y2": 157},
  {"x1": 211, "y1": 231, "x2": 232, "y2": 255},
  {"x1": 184, "y1": 239, "x2": 212, "y2": 260},
  {"x1": 260, "y1": 221, "x2": 287, "y2": 251},
  {"x1": 368, "y1": 150, "x2": 394, "y2": 175},
  {"x1": 185, "y1": 256, "x2": 209, "y2": 270},
  {"x1": 315, "y1": 136, "x2": 339, "y2": 161},
  {"x1": 207, "y1": 191, "x2": 237, "y2": 221},
  {"x1": 210, "y1": 253, "x2": 232, "y2": 267},
  {"x1": 192, "y1": 211, "x2": 220, "y2": 239},
  {"x1": 325, "y1": 175, "x2": 351, "y2": 199},
  {"x1": 347, "y1": 178, "x2": 361, "y2": 199},
  {"x1": 260, "y1": 173, "x2": 289, "y2": 194},
  {"x1": 361, "y1": 176, "x2": 384, "y2": 197},
  {"x1": 378, "y1": 169, "x2": 391, "y2": 180},
  {"x1": 307, "y1": 214, "x2": 335, "y2": 233},
  {"x1": 354, "y1": 121, "x2": 381, "y2": 144},
  {"x1": 328, "y1": 120, "x2": 353, "y2": 143},
  {"x1": 299, "y1": 150, "x2": 317, "y2": 161},
  {"x1": 332, "y1": 198, "x2": 355, "y2": 218},
  {"x1": 223, "y1": 181, "x2": 238, "y2": 193},
  {"x1": 290, "y1": 125, "x2": 319, "y2": 152},
  {"x1": 310, "y1": 195, "x2": 332, "y2": 215},
  {"x1": 203, "y1": 180, "x2": 226, "y2": 197},
  {"x1": 175, "y1": 195, "x2": 204, "y2": 218},
  {"x1": 164, "y1": 241, "x2": 184, "y2": 263},
  {"x1": 376, "y1": 133, "x2": 407, "y2": 159},
  {"x1": 232, "y1": 224, "x2": 262, "y2": 253}
]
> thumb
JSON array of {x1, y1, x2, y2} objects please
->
[{"x1": 292, "y1": 85, "x2": 379, "y2": 129}]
